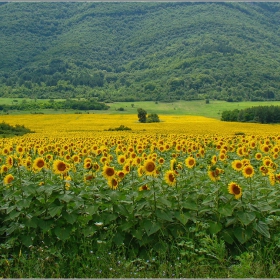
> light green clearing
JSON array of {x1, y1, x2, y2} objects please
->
[{"x1": 1, "y1": 98, "x2": 280, "y2": 119}]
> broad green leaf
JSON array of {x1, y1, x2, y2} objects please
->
[
  {"x1": 5, "y1": 210, "x2": 20, "y2": 221},
  {"x1": 6, "y1": 223, "x2": 19, "y2": 235},
  {"x1": 218, "y1": 204, "x2": 233, "y2": 217},
  {"x1": 221, "y1": 229, "x2": 234, "y2": 244},
  {"x1": 254, "y1": 221, "x2": 270, "y2": 238},
  {"x1": 37, "y1": 219, "x2": 53, "y2": 231},
  {"x1": 208, "y1": 221, "x2": 222, "y2": 234},
  {"x1": 174, "y1": 212, "x2": 190, "y2": 225},
  {"x1": 120, "y1": 221, "x2": 135, "y2": 231},
  {"x1": 233, "y1": 227, "x2": 253, "y2": 244},
  {"x1": 155, "y1": 209, "x2": 173, "y2": 222},
  {"x1": 131, "y1": 228, "x2": 144, "y2": 240},
  {"x1": 23, "y1": 216, "x2": 38, "y2": 228},
  {"x1": 157, "y1": 197, "x2": 172, "y2": 208},
  {"x1": 143, "y1": 220, "x2": 161, "y2": 236},
  {"x1": 104, "y1": 213, "x2": 118, "y2": 225},
  {"x1": 237, "y1": 211, "x2": 256, "y2": 226},
  {"x1": 85, "y1": 205, "x2": 99, "y2": 215},
  {"x1": 59, "y1": 194, "x2": 73, "y2": 203},
  {"x1": 181, "y1": 199, "x2": 198, "y2": 210},
  {"x1": 62, "y1": 212, "x2": 77, "y2": 224},
  {"x1": 49, "y1": 205, "x2": 63, "y2": 217},
  {"x1": 113, "y1": 231, "x2": 125, "y2": 246},
  {"x1": 20, "y1": 235, "x2": 33, "y2": 247},
  {"x1": 82, "y1": 226, "x2": 96, "y2": 237},
  {"x1": 54, "y1": 226, "x2": 72, "y2": 241}
]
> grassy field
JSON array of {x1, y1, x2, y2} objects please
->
[{"x1": 2, "y1": 98, "x2": 280, "y2": 119}]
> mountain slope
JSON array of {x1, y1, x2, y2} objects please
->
[{"x1": 1, "y1": 2, "x2": 280, "y2": 102}]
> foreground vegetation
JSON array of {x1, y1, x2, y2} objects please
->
[
  {"x1": 1, "y1": 3, "x2": 280, "y2": 102},
  {"x1": 1, "y1": 114, "x2": 280, "y2": 277}
]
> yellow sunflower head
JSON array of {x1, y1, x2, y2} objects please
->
[
  {"x1": 102, "y1": 166, "x2": 115, "y2": 179},
  {"x1": 3, "y1": 174, "x2": 14, "y2": 185},
  {"x1": 231, "y1": 160, "x2": 243, "y2": 171},
  {"x1": 53, "y1": 160, "x2": 69, "y2": 175},
  {"x1": 164, "y1": 170, "x2": 176, "y2": 186},
  {"x1": 143, "y1": 160, "x2": 156, "y2": 176},
  {"x1": 228, "y1": 182, "x2": 242, "y2": 199},
  {"x1": 33, "y1": 157, "x2": 45, "y2": 171},
  {"x1": 185, "y1": 157, "x2": 196, "y2": 169},
  {"x1": 242, "y1": 165, "x2": 254, "y2": 178}
]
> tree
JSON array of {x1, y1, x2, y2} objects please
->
[
  {"x1": 137, "y1": 108, "x2": 147, "y2": 123},
  {"x1": 147, "y1": 113, "x2": 160, "y2": 123}
]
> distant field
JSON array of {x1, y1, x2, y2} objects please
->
[{"x1": 1, "y1": 98, "x2": 280, "y2": 119}]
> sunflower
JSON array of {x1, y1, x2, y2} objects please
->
[
  {"x1": 143, "y1": 160, "x2": 156, "y2": 176},
  {"x1": 84, "y1": 173, "x2": 95, "y2": 182},
  {"x1": 139, "y1": 184, "x2": 150, "y2": 191},
  {"x1": 185, "y1": 157, "x2": 196, "y2": 169},
  {"x1": 269, "y1": 173, "x2": 276, "y2": 186},
  {"x1": 65, "y1": 175, "x2": 72, "y2": 190},
  {"x1": 6, "y1": 156, "x2": 13, "y2": 168},
  {"x1": 242, "y1": 165, "x2": 254, "y2": 178},
  {"x1": 170, "y1": 159, "x2": 177, "y2": 171},
  {"x1": 53, "y1": 159, "x2": 69, "y2": 175},
  {"x1": 255, "y1": 153, "x2": 262, "y2": 160},
  {"x1": 211, "y1": 155, "x2": 217, "y2": 165},
  {"x1": 208, "y1": 167, "x2": 222, "y2": 182},
  {"x1": 102, "y1": 165, "x2": 115, "y2": 179},
  {"x1": 33, "y1": 157, "x2": 45, "y2": 171},
  {"x1": 3, "y1": 174, "x2": 14, "y2": 185},
  {"x1": 108, "y1": 176, "x2": 119, "y2": 190},
  {"x1": 83, "y1": 161, "x2": 92, "y2": 170},
  {"x1": 164, "y1": 170, "x2": 176, "y2": 186},
  {"x1": 228, "y1": 182, "x2": 242, "y2": 199},
  {"x1": 117, "y1": 170, "x2": 126, "y2": 179},
  {"x1": 231, "y1": 160, "x2": 243, "y2": 171},
  {"x1": 1, "y1": 165, "x2": 8, "y2": 174}
]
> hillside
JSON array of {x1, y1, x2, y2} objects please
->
[{"x1": 1, "y1": 2, "x2": 280, "y2": 102}]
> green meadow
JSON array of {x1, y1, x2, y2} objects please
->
[{"x1": 2, "y1": 98, "x2": 280, "y2": 119}]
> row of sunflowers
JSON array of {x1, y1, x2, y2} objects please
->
[{"x1": 1, "y1": 126, "x2": 280, "y2": 250}]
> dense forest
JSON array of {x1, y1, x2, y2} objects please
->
[{"x1": 1, "y1": 2, "x2": 280, "y2": 102}]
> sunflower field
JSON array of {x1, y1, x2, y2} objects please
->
[{"x1": 1, "y1": 114, "x2": 280, "y2": 277}]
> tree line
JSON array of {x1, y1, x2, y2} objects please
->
[{"x1": 221, "y1": 105, "x2": 280, "y2": 124}]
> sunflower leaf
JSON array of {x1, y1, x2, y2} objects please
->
[
  {"x1": 254, "y1": 220, "x2": 270, "y2": 238},
  {"x1": 237, "y1": 211, "x2": 256, "y2": 226}
]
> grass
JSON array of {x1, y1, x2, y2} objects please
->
[{"x1": 2, "y1": 98, "x2": 280, "y2": 119}]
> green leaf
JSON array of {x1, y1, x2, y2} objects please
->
[
  {"x1": 237, "y1": 211, "x2": 256, "y2": 226},
  {"x1": 20, "y1": 235, "x2": 33, "y2": 247},
  {"x1": 104, "y1": 213, "x2": 118, "y2": 225},
  {"x1": 82, "y1": 226, "x2": 96, "y2": 237},
  {"x1": 174, "y1": 212, "x2": 190, "y2": 225},
  {"x1": 59, "y1": 194, "x2": 73, "y2": 203},
  {"x1": 85, "y1": 205, "x2": 99, "y2": 215},
  {"x1": 5, "y1": 210, "x2": 20, "y2": 221},
  {"x1": 155, "y1": 209, "x2": 173, "y2": 222},
  {"x1": 181, "y1": 199, "x2": 197, "y2": 210},
  {"x1": 254, "y1": 220, "x2": 270, "y2": 238},
  {"x1": 120, "y1": 221, "x2": 135, "y2": 231},
  {"x1": 113, "y1": 231, "x2": 125, "y2": 246},
  {"x1": 143, "y1": 220, "x2": 161, "y2": 236},
  {"x1": 157, "y1": 197, "x2": 172, "y2": 208},
  {"x1": 49, "y1": 205, "x2": 63, "y2": 217},
  {"x1": 233, "y1": 227, "x2": 253, "y2": 244},
  {"x1": 218, "y1": 204, "x2": 233, "y2": 217},
  {"x1": 23, "y1": 216, "x2": 38, "y2": 228},
  {"x1": 54, "y1": 226, "x2": 72, "y2": 241},
  {"x1": 208, "y1": 221, "x2": 222, "y2": 234},
  {"x1": 62, "y1": 211, "x2": 77, "y2": 224},
  {"x1": 132, "y1": 228, "x2": 144, "y2": 240},
  {"x1": 221, "y1": 229, "x2": 234, "y2": 244},
  {"x1": 37, "y1": 219, "x2": 53, "y2": 231}
]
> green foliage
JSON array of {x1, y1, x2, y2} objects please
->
[
  {"x1": 146, "y1": 113, "x2": 160, "y2": 123},
  {"x1": 137, "y1": 108, "x2": 147, "y2": 123},
  {"x1": 221, "y1": 105, "x2": 280, "y2": 123},
  {"x1": 1, "y1": 3, "x2": 280, "y2": 101},
  {"x1": 0, "y1": 122, "x2": 33, "y2": 137},
  {"x1": 106, "y1": 125, "x2": 132, "y2": 131}
]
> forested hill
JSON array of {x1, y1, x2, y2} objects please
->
[{"x1": 1, "y1": 2, "x2": 280, "y2": 102}]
